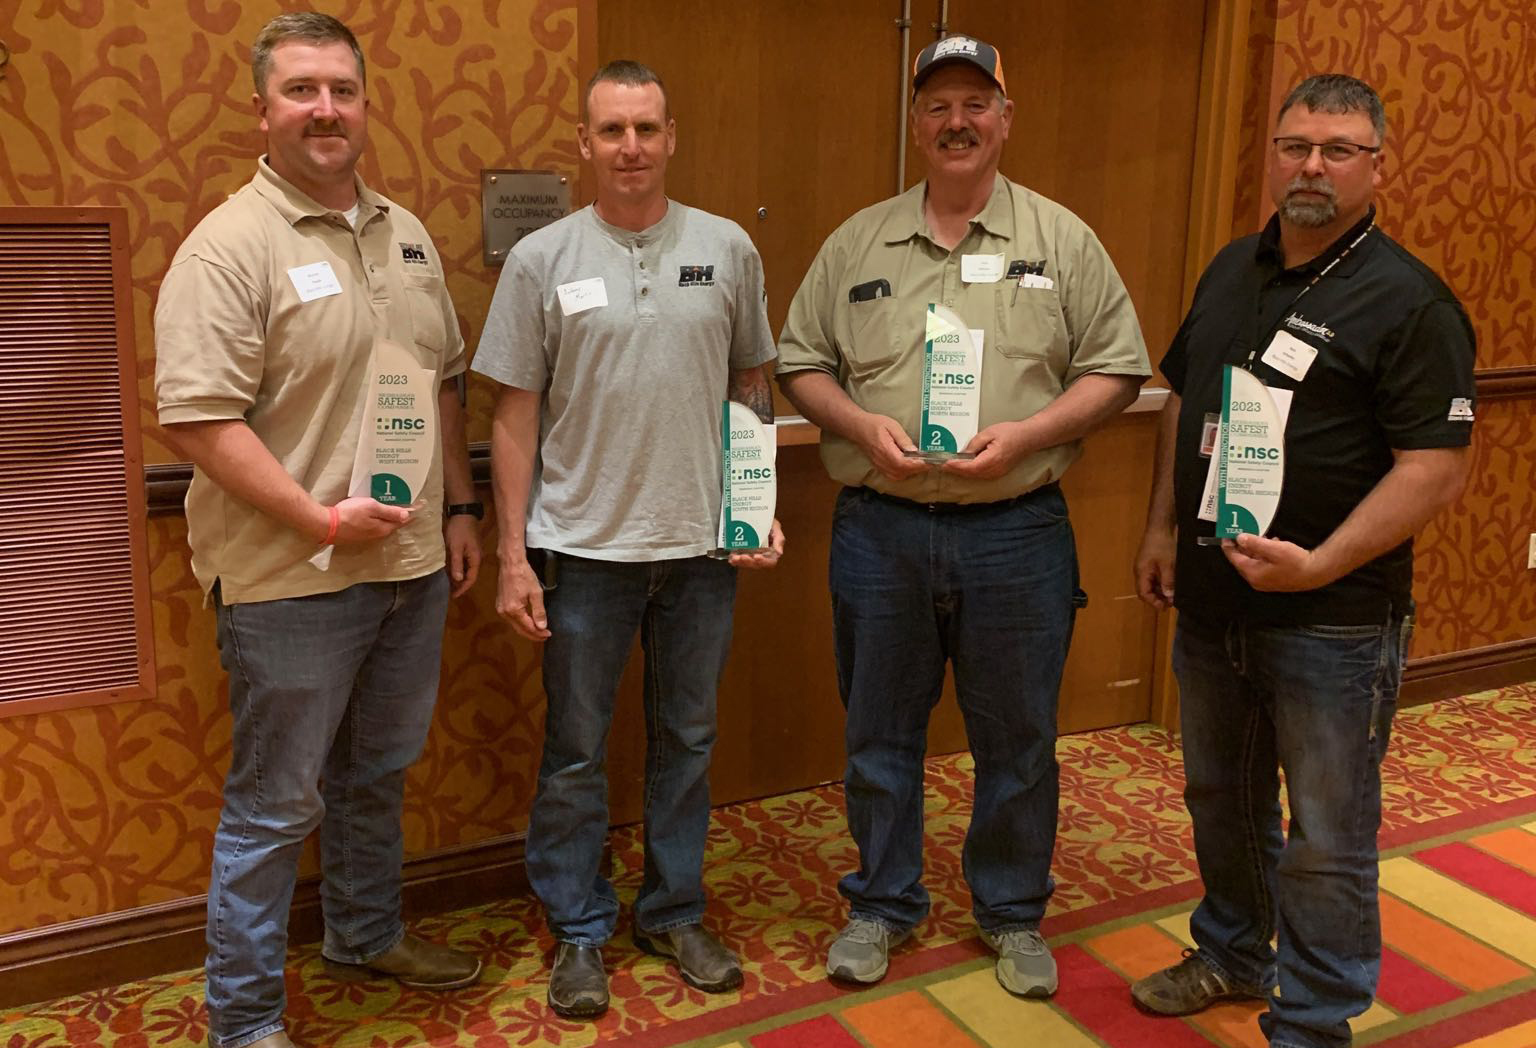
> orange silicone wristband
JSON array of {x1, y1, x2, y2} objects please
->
[{"x1": 322, "y1": 505, "x2": 340, "y2": 546}]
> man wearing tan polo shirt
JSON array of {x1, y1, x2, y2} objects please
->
[
  {"x1": 778, "y1": 34, "x2": 1150, "y2": 997},
  {"x1": 154, "y1": 14, "x2": 481, "y2": 1048}
]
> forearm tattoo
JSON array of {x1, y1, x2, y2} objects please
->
[{"x1": 728, "y1": 365, "x2": 775, "y2": 426}]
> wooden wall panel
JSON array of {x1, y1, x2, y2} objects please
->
[{"x1": 936, "y1": 0, "x2": 1208, "y2": 356}]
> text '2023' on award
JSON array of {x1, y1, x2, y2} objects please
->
[
  {"x1": 905, "y1": 302, "x2": 983, "y2": 463},
  {"x1": 712, "y1": 400, "x2": 776, "y2": 558},
  {"x1": 311, "y1": 339, "x2": 438, "y2": 570},
  {"x1": 1210, "y1": 365, "x2": 1285, "y2": 542}
]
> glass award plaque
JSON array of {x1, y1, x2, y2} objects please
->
[
  {"x1": 1198, "y1": 364, "x2": 1285, "y2": 546},
  {"x1": 904, "y1": 302, "x2": 983, "y2": 463},
  {"x1": 710, "y1": 399, "x2": 776, "y2": 558},
  {"x1": 311, "y1": 339, "x2": 438, "y2": 569}
]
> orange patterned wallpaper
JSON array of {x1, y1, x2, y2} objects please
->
[
  {"x1": 1236, "y1": 0, "x2": 1536, "y2": 657},
  {"x1": 2, "y1": 0, "x2": 1532, "y2": 939},
  {"x1": 0, "y1": 1, "x2": 575, "y2": 933}
]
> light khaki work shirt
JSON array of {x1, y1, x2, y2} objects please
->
[
  {"x1": 155, "y1": 159, "x2": 465, "y2": 604},
  {"x1": 777, "y1": 175, "x2": 1150, "y2": 503}
]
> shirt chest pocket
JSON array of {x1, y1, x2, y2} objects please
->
[
  {"x1": 403, "y1": 274, "x2": 450, "y2": 356},
  {"x1": 841, "y1": 296, "x2": 912, "y2": 377},
  {"x1": 995, "y1": 285, "x2": 1069, "y2": 367}
]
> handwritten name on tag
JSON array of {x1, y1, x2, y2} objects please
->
[
  {"x1": 1261, "y1": 330, "x2": 1319, "y2": 382},
  {"x1": 961, "y1": 253, "x2": 1005, "y2": 283},
  {"x1": 287, "y1": 261, "x2": 343, "y2": 302},
  {"x1": 557, "y1": 277, "x2": 608, "y2": 316}
]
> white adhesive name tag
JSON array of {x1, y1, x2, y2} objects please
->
[
  {"x1": 1261, "y1": 330, "x2": 1319, "y2": 382},
  {"x1": 287, "y1": 261, "x2": 342, "y2": 302},
  {"x1": 557, "y1": 277, "x2": 607, "y2": 316},
  {"x1": 961, "y1": 253, "x2": 1005, "y2": 283},
  {"x1": 1019, "y1": 273, "x2": 1055, "y2": 290}
]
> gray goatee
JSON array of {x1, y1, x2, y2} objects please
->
[{"x1": 1280, "y1": 176, "x2": 1337, "y2": 227}]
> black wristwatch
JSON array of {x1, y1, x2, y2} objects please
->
[{"x1": 445, "y1": 501, "x2": 485, "y2": 520}]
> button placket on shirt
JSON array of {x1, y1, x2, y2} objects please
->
[{"x1": 634, "y1": 237, "x2": 656, "y2": 319}]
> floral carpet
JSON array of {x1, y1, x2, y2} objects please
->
[{"x1": 4, "y1": 683, "x2": 1534, "y2": 1047}]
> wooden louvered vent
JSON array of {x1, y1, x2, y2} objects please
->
[{"x1": 0, "y1": 208, "x2": 155, "y2": 715}]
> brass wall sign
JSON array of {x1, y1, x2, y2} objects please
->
[{"x1": 481, "y1": 170, "x2": 570, "y2": 266}]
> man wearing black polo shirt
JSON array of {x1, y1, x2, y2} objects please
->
[{"x1": 1131, "y1": 75, "x2": 1475, "y2": 1048}]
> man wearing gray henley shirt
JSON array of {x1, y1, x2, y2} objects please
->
[{"x1": 471, "y1": 60, "x2": 783, "y2": 1020}]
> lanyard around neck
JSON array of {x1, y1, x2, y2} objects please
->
[{"x1": 1244, "y1": 220, "x2": 1375, "y2": 369}]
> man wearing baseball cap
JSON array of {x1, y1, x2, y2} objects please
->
[{"x1": 777, "y1": 34, "x2": 1149, "y2": 997}]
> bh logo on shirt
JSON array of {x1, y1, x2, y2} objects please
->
[
  {"x1": 678, "y1": 265, "x2": 715, "y2": 288},
  {"x1": 399, "y1": 243, "x2": 429, "y2": 265}
]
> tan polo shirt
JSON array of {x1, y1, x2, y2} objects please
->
[
  {"x1": 777, "y1": 175, "x2": 1150, "y2": 503},
  {"x1": 155, "y1": 159, "x2": 466, "y2": 604}
]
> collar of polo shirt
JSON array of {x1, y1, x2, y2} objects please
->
[{"x1": 253, "y1": 156, "x2": 390, "y2": 226}]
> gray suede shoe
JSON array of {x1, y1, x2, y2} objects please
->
[
  {"x1": 826, "y1": 919, "x2": 912, "y2": 984},
  {"x1": 207, "y1": 1034, "x2": 296, "y2": 1048},
  {"x1": 982, "y1": 928, "x2": 1057, "y2": 998}
]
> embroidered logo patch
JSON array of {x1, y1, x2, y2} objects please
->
[
  {"x1": 1284, "y1": 312, "x2": 1335, "y2": 343},
  {"x1": 399, "y1": 242, "x2": 429, "y2": 265},
  {"x1": 1447, "y1": 397, "x2": 1475, "y2": 422},
  {"x1": 678, "y1": 264, "x2": 715, "y2": 287}
]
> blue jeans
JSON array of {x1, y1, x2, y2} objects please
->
[
  {"x1": 829, "y1": 486, "x2": 1079, "y2": 933},
  {"x1": 525, "y1": 553, "x2": 737, "y2": 946},
  {"x1": 1174, "y1": 611, "x2": 1410, "y2": 1048},
  {"x1": 206, "y1": 571, "x2": 449, "y2": 1048}
]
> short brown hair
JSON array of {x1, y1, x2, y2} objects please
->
[
  {"x1": 584, "y1": 60, "x2": 669, "y2": 121},
  {"x1": 251, "y1": 12, "x2": 365, "y2": 97}
]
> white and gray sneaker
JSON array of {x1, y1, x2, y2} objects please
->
[
  {"x1": 826, "y1": 919, "x2": 912, "y2": 984},
  {"x1": 982, "y1": 928, "x2": 1057, "y2": 997}
]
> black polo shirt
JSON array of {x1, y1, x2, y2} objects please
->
[{"x1": 1162, "y1": 208, "x2": 1476, "y2": 625}]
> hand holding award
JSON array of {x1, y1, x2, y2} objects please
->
[{"x1": 711, "y1": 399, "x2": 779, "y2": 562}]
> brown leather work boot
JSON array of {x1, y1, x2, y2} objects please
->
[
  {"x1": 633, "y1": 923, "x2": 744, "y2": 993},
  {"x1": 323, "y1": 934, "x2": 482, "y2": 989},
  {"x1": 548, "y1": 943, "x2": 609, "y2": 1019}
]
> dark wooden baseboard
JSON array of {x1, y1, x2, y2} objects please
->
[
  {"x1": 0, "y1": 832, "x2": 530, "y2": 1010},
  {"x1": 1400, "y1": 637, "x2": 1536, "y2": 707}
]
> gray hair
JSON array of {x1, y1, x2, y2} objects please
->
[
  {"x1": 1278, "y1": 74, "x2": 1386, "y2": 143},
  {"x1": 252, "y1": 12, "x2": 365, "y2": 96},
  {"x1": 585, "y1": 60, "x2": 669, "y2": 121}
]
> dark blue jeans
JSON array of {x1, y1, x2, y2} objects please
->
[
  {"x1": 207, "y1": 571, "x2": 449, "y2": 1048},
  {"x1": 829, "y1": 486, "x2": 1079, "y2": 934},
  {"x1": 1174, "y1": 611, "x2": 1410, "y2": 1048},
  {"x1": 525, "y1": 553, "x2": 737, "y2": 946}
]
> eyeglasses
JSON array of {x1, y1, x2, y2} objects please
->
[{"x1": 1272, "y1": 137, "x2": 1381, "y2": 164}]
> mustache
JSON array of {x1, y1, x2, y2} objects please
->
[
  {"x1": 1285, "y1": 175, "x2": 1335, "y2": 200},
  {"x1": 937, "y1": 128, "x2": 979, "y2": 149},
  {"x1": 305, "y1": 120, "x2": 346, "y2": 136}
]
